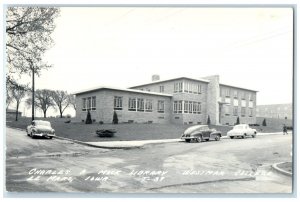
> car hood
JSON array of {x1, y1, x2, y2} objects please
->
[
  {"x1": 34, "y1": 126, "x2": 53, "y2": 133},
  {"x1": 184, "y1": 125, "x2": 203, "y2": 135}
]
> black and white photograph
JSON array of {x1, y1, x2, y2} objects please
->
[{"x1": 2, "y1": 1, "x2": 296, "y2": 198}]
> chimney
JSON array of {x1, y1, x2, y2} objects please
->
[{"x1": 152, "y1": 74, "x2": 160, "y2": 82}]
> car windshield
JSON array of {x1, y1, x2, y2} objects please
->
[
  {"x1": 234, "y1": 125, "x2": 245, "y2": 130},
  {"x1": 200, "y1": 126, "x2": 209, "y2": 131},
  {"x1": 35, "y1": 121, "x2": 51, "y2": 127}
]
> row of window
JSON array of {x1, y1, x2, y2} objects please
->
[
  {"x1": 82, "y1": 96, "x2": 96, "y2": 111},
  {"x1": 224, "y1": 98, "x2": 254, "y2": 108},
  {"x1": 115, "y1": 97, "x2": 165, "y2": 113},
  {"x1": 173, "y1": 101, "x2": 202, "y2": 114},
  {"x1": 221, "y1": 88, "x2": 254, "y2": 101},
  {"x1": 225, "y1": 106, "x2": 254, "y2": 117},
  {"x1": 174, "y1": 82, "x2": 202, "y2": 94}
]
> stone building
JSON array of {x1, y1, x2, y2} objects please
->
[{"x1": 74, "y1": 75, "x2": 257, "y2": 125}]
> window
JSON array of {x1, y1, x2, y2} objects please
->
[
  {"x1": 174, "y1": 82, "x2": 183, "y2": 93},
  {"x1": 197, "y1": 84, "x2": 202, "y2": 94},
  {"x1": 249, "y1": 93, "x2": 253, "y2": 101},
  {"x1": 145, "y1": 99, "x2": 153, "y2": 112},
  {"x1": 188, "y1": 101, "x2": 193, "y2": 113},
  {"x1": 184, "y1": 101, "x2": 188, "y2": 113},
  {"x1": 82, "y1": 96, "x2": 96, "y2": 111},
  {"x1": 159, "y1": 86, "x2": 164, "y2": 93},
  {"x1": 174, "y1": 83, "x2": 179, "y2": 93},
  {"x1": 225, "y1": 89, "x2": 230, "y2": 97},
  {"x1": 241, "y1": 92, "x2": 246, "y2": 100},
  {"x1": 173, "y1": 101, "x2": 183, "y2": 113},
  {"x1": 249, "y1": 108, "x2": 253, "y2": 117},
  {"x1": 184, "y1": 82, "x2": 188, "y2": 92},
  {"x1": 82, "y1": 98, "x2": 87, "y2": 111},
  {"x1": 233, "y1": 106, "x2": 238, "y2": 116},
  {"x1": 249, "y1": 101, "x2": 253, "y2": 108},
  {"x1": 241, "y1": 100, "x2": 246, "y2": 107},
  {"x1": 157, "y1": 101, "x2": 165, "y2": 113},
  {"x1": 114, "y1": 96, "x2": 123, "y2": 110},
  {"x1": 233, "y1": 98, "x2": 239, "y2": 106},
  {"x1": 178, "y1": 101, "x2": 183, "y2": 113},
  {"x1": 224, "y1": 106, "x2": 230, "y2": 116},
  {"x1": 173, "y1": 101, "x2": 178, "y2": 113},
  {"x1": 241, "y1": 107, "x2": 246, "y2": 117},
  {"x1": 178, "y1": 82, "x2": 183, "y2": 92},
  {"x1": 137, "y1": 98, "x2": 144, "y2": 111},
  {"x1": 233, "y1": 90, "x2": 238, "y2": 98},
  {"x1": 91, "y1": 96, "x2": 96, "y2": 110},
  {"x1": 128, "y1": 98, "x2": 136, "y2": 111}
]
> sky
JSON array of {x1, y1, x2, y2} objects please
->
[{"x1": 14, "y1": 7, "x2": 293, "y2": 117}]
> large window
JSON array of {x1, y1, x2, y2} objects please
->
[
  {"x1": 249, "y1": 93, "x2": 254, "y2": 101},
  {"x1": 233, "y1": 106, "x2": 238, "y2": 116},
  {"x1": 159, "y1": 86, "x2": 164, "y2": 93},
  {"x1": 224, "y1": 106, "x2": 230, "y2": 116},
  {"x1": 174, "y1": 82, "x2": 183, "y2": 93},
  {"x1": 137, "y1": 98, "x2": 144, "y2": 112},
  {"x1": 174, "y1": 100, "x2": 201, "y2": 114},
  {"x1": 157, "y1": 101, "x2": 165, "y2": 113},
  {"x1": 233, "y1": 90, "x2": 238, "y2": 98},
  {"x1": 225, "y1": 89, "x2": 230, "y2": 97},
  {"x1": 249, "y1": 108, "x2": 253, "y2": 117},
  {"x1": 145, "y1": 99, "x2": 153, "y2": 112},
  {"x1": 128, "y1": 98, "x2": 136, "y2": 111},
  {"x1": 82, "y1": 96, "x2": 96, "y2": 111},
  {"x1": 241, "y1": 107, "x2": 246, "y2": 117},
  {"x1": 241, "y1": 92, "x2": 246, "y2": 100},
  {"x1": 114, "y1": 96, "x2": 123, "y2": 110}
]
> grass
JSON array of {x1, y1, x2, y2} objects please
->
[{"x1": 6, "y1": 116, "x2": 287, "y2": 142}]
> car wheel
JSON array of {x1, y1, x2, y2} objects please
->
[
  {"x1": 230, "y1": 136, "x2": 234, "y2": 139},
  {"x1": 252, "y1": 134, "x2": 256, "y2": 138},
  {"x1": 215, "y1": 135, "x2": 221, "y2": 141},
  {"x1": 196, "y1": 136, "x2": 202, "y2": 143},
  {"x1": 49, "y1": 136, "x2": 53, "y2": 139},
  {"x1": 241, "y1": 134, "x2": 246, "y2": 139},
  {"x1": 30, "y1": 132, "x2": 35, "y2": 139},
  {"x1": 185, "y1": 139, "x2": 191, "y2": 143}
]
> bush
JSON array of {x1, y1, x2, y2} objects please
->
[
  {"x1": 113, "y1": 111, "x2": 118, "y2": 124},
  {"x1": 235, "y1": 116, "x2": 240, "y2": 125},
  {"x1": 85, "y1": 110, "x2": 92, "y2": 124},
  {"x1": 262, "y1": 118, "x2": 267, "y2": 126},
  {"x1": 99, "y1": 121, "x2": 104, "y2": 125},
  {"x1": 207, "y1": 115, "x2": 211, "y2": 125},
  {"x1": 66, "y1": 114, "x2": 71, "y2": 118}
]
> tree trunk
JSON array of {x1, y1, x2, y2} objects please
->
[
  {"x1": 43, "y1": 110, "x2": 47, "y2": 118},
  {"x1": 15, "y1": 102, "x2": 19, "y2": 121},
  {"x1": 60, "y1": 108, "x2": 63, "y2": 118}
]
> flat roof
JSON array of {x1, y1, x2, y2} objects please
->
[
  {"x1": 219, "y1": 83, "x2": 258, "y2": 92},
  {"x1": 129, "y1": 77, "x2": 210, "y2": 88},
  {"x1": 73, "y1": 86, "x2": 173, "y2": 97}
]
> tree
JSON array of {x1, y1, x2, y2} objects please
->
[
  {"x1": 85, "y1": 110, "x2": 92, "y2": 124},
  {"x1": 6, "y1": 7, "x2": 60, "y2": 87},
  {"x1": 207, "y1": 115, "x2": 211, "y2": 125},
  {"x1": 26, "y1": 89, "x2": 54, "y2": 118},
  {"x1": 6, "y1": 86, "x2": 13, "y2": 110},
  {"x1": 11, "y1": 84, "x2": 27, "y2": 121},
  {"x1": 262, "y1": 118, "x2": 267, "y2": 126},
  {"x1": 236, "y1": 116, "x2": 240, "y2": 125},
  {"x1": 69, "y1": 94, "x2": 76, "y2": 111},
  {"x1": 113, "y1": 111, "x2": 118, "y2": 124},
  {"x1": 51, "y1": 90, "x2": 70, "y2": 118}
]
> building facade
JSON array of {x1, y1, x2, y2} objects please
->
[
  {"x1": 256, "y1": 103, "x2": 292, "y2": 120},
  {"x1": 74, "y1": 75, "x2": 257, "y2": 125}
]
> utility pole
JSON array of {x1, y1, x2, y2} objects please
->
[{"x1": 31, "y1": 62, "x2": 35, "y2": 121}]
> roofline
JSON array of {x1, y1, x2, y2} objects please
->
[
  {"x1": 219, "y1": 83, "x2": 258, "y2": 92},
  {"x1": 72, "y1": 86, "x2": 173, "y2": 97},
  {"x1": 129, "y1": 77, "x2": 210, "y2": 88}
]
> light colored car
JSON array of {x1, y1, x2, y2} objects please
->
[
  {"x1": 26, "y1": 120, "x2": 55, "y2": 139},
  {"x1": 227, "y1": 124, "x2": 257, "y2": 139},
  {"x1": 181, "y1": 125, "x2": 222, "y2": 143}
]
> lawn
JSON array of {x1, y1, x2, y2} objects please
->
[
  {"x1": 6, "y1": 117, "x2": 287, "y2": 142},
  {"x1": 6, "y1": 117, "x2": 233, "y2": 142}
]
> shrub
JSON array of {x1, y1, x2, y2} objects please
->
[
  {"x1": 85, "y1": 110, "x2": 92, "y2": 124},
  {"x1": 262, "y1": 118, "x2": 267, "y2": 126},
  {"x1": 113, "y1": 111, "x2": 118, "y2": 124},
  {"x1": 99, "y1": 121, "x2": 104, "y2": 125},
  {"x1": 235, "y1": 116, "x2": 240, "y2": 125},
  {"x1": 207, "y1": 115, "x2": 211, "y2": 125}
]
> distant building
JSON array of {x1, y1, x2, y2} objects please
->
[
  {"x1": 256, "y1": 103, "x2": 292, "y2": 120},
  {"x1": 74, "y1": 75, "x2": 257, "y2": 125},
  {"x1": 6, "y1": 109, "x2": 22, "y2": 119}
]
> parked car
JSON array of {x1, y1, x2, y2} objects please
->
[
  {"x1": 26, "y1": 120, "x2": 55, "y2": 139},
  {"x1": 227, "y1": 124, "x2": 257, "y2": 139},
  {"x1": 181, "y1": 125, "x2": 222, "y2": 143}
]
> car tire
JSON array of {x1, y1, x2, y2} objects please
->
[
  {"x1": 241, "y1": 134, "x2": 246, "y2": 139},
  {"x1": 196, "y1": 136, "x2": 202, "y2": 143},
  {"x1": 215, "y1": 134, "x2": 221, "y2": 141},
  {"x1": 31, "y1": 132, "x2": 35, "y2": 139},
  {"x1": 49, "y1": 136, "x2": 53, "y2": 139},
  {"x1": 230, "y1": 136, "x2": 234, "y2": 139},
  {"x1": 185, "y1": 139, "x2": 191, "y2": 143},
  {"x1": 252, "y1": 134, "x2": 256, "y2": 138}
]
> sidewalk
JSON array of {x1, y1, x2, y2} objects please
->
[{"x1": 55, "y1": 131, "x2": 287, "y2": 149}]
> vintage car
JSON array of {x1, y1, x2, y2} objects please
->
[
  {"x1": 26, "y1": 120, "x2": 56, "y2": 139},
  {"x1": 181, "y1": 125, "x2": 222, "y2": 143},
  {"x1": 227, "y1": 124, "x2": 257, "y2": 139}
]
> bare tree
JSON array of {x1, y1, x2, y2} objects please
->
[
  {"x1": 11, "y1": 85, "x2": 27, "y2": 121},
  {"x1": 69, "y1": 94, "x2": 76, "y2": 111},
  {"x1": 26, "y1": 89, "x2": 54, "y2": 118},
  {"x1": 51, "y1": 90, "x2": 70, "y2": 118},
  {"x1": 6, "y1": 87, "x2": 13, "y2": 110},
  {"x1": 6, "y1": 7, "x2": 60, "y2": 87}
]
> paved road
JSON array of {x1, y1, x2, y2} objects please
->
[{"x1": 5, "y1": 127, "x2": 293, "y2": 194}]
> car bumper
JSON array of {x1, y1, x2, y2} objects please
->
[{"x1": 33, "y1": 133, "x2": 55, "y2": 137}]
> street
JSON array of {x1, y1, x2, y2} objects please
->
[{"x1": 5, "y1": 127, "x2": 292, "y2": 194}]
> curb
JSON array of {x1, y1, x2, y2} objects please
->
[
  {"x1": 54, "y1": 136, "x2": 142, "y2": 150},
  {"x1": 271, "y1": 162, "x2": 292, "y2": 176}
]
